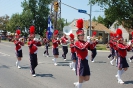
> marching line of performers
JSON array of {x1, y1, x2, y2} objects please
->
[{"x1": 13, "y1": 19, "x2": 133, "y2": 88}]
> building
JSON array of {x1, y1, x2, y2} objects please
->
[
  {"x1": 68, "y1": 19, "x2": 112, "y2": 44},
  {"x1": 109, "y1": 21, "x2": 131, "y2": 42}
]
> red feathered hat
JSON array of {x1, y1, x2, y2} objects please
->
[
  {"x1": 15, "y1": 29, "x2": 21, "y2": 38},
  {"x1": 53, "y1": 30, "x2": 59, "y2": 36},
  {"x1": 131, "y1": 31, "x2": 133, "y2": 38},
  {"x1": 29, "y1": 25, "x2": 35, "y2": 37},
  {"x1": 69, "y1": 33, "x2": 74, "y2": 40},
  {"x1": 76, "y1": 30, "x2": 84, "y2": 35},
  {"x1": 76, "y1": 19, "x2": 83, "y2": 29},
  {"x1": 92, "y1": 31, "x2": 97, "y2": 37},
  {"x1": 110, "y1": 32, "x2": 113, "y2": 37},
  {"x1": 116, "y1": 28, "x2": 122, "y2": 40}
]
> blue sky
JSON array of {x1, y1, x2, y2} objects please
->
[{"x1": 0, "y1": 0, "x2": 104, "y2": 22}]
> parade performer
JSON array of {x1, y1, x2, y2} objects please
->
[
  {"x1": 28, "y1": 26, "x2": 41, "y2": 77},
  {"x1": 74, "y1": 19, "x2": 91, "y2": 88},
  {"x1": 69, "y1": 33, "x2": 77, "y2": 71},
  {"x1": 107, "y1": 32, "x2": 115, "y2": 59},
  {"x1": 61, "y1": 33, "x2": 69, "y2": 60},
  {"x1": 110, "y1": 33, "x2": 118, "y2": 66},
  {"x1": 14, "y1": 29, "x2": 24, "y2": 69},
  {"x1": 52, "y1": 30, "x2": 60, "y2": 66},
  {"x1": 90, "y1": 31, "x2": 98, "y2": 62},
  {"x1": 43, "y1": 31, "x2": 50, "y2": 57},
  {"x1": 128, "y1": 31, "x2": 133, "y2": 62},
  {"x1": 115, "y1": 28, "x2": 131, "y2": 84}
]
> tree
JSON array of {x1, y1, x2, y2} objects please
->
[
  {"x1": 89, "y1": 0, "x2": 133, "y2": 28},
  {"x1": 0, "y1": 15, "x2": 9, "y2": 30},
  {"x1": 21, "y1": 0, "x2": 52, "y2": 36},
  {"x1": 97, "y1": 16, "x2": 104, "y2": 24},
  {"x1": 92, "y1": 16, "x2": 97, "y2": 21}
]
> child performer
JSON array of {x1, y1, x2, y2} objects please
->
[
  {"x1": 28, "y1": 26, "x2": 41, "y2": 77},
  {"x1": 69, "y1": 33, "x2": 77, "y2": 71},
  {"x1": 115, "y1": 28, "x2": 131, "y2": 84},
  {"x1": 14, "y1": 29, "x2": 24, "y2": 69},
  {"x1": 74, "y1": 19, "x2": 91, "y2": 88},
  {"x1": 90, "y1": 31, "x2": 98, "y2": 62},
  {"x1": 128, "y1": 31, "x2": 133, "y2": 62},
  {"x1": 43, "y1": 31, "x2": 50, "y2": 57},
  {"x1": 52, "y1": 30, "x2": 60, "y2": 66}
]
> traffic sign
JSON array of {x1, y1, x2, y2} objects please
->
[{"x1": 78, "y1": 9, "x2": 87, "y2": 13}]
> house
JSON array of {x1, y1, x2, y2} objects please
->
[
  {"x1": 68, "y1": 19, "x2": 112, "y2": 44},
  {"x1": 109, "y1": 21, "x2": 130, "y2": 42}
]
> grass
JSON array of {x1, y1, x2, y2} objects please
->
[{"x1": 96, "y1": 44, "x2": 108, "y2": 50}]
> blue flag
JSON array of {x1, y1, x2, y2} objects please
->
[{"x1": 47, "y1": 16, "x2": 54, "y2": 39}]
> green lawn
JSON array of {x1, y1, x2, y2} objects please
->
[{"x1": 96, "y1": 44, "x2": 108, "y2": 50}]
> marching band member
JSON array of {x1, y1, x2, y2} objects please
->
[
  {"x1": 107, "y1": 32, "x2": 115, "y2": 60},
  {"x1": 115, "y1": 29, "x2": 131, "y2": 84},
  {"x1": 14, "y1": 29, "x2": 24, "y2": 69},
  {"x1": 90, "y1": 31, "x2": 98, "y2": 62},
  {"x1": 61, "y1": 33, "x2": 69, "y2": 60},
  {"x1": 28, "y1": 26, "x2": 41, "y2": 77},
  {"x1": 52, "y1": 30, "x2": 60, "y2": 66},
  {"x1": 74, "y1": 19, "x2": 91, "y2": 88},
  {"x1": 128, "y1": 31, "x2": 133, "y2": 62},
  {"x1": 69, "y1": 33, "x2": 77, "y2": 71},
  {"x1": 110, "y1": 33, "x2": 118, "y2": 66},
  {"x1": 43, "y1": 31, "x2": 50, "y2": 57}
]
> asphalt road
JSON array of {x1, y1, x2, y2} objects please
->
[{"x1": 0, "y1": 41, "x2": 133, "y2": 88}]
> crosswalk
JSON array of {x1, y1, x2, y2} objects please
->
[{"x1": 0, "y1": 52, "x2": 10, "y2": 56}]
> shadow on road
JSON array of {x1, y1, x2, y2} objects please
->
[
  {"x1": 0, "y1": 65, "x2": 10, "y2": 69},
  {"x1": 36, "y1": 74, "x2": 55, "y2": 78},
  {"x1": 21, "y1": 66, "x2": 30, "y2": 69},
  {"x1": 93, "y1": 61, "x2": 106, "y2": 63},
  {"x1": 124, "y1": 80, "x2": 133, "y2": 84}
]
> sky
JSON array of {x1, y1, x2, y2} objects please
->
[{"x1": 0, "y1": 0, "x2": 105, "y2": 22}]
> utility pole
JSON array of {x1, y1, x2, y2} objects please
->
[
  {"x1": 51, "y1": 0, "x2": 61, "y2": 30},
  {"x1": 89, "y1": 3, "x2": 92, "y2": 36}
]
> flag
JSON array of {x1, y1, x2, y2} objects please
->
[{"x1": 47, "y1": 16, "x2": 54, "y2": 39}]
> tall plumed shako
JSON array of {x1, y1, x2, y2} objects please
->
[
  {"x1": 76, "y1": 19, "x2": 83, "y2": 29},
  {"x1": 116, "y1": 28, "x2": 122, "y2": 40},
  {"x1": 29, "y1": 25, "x2": 35, "y2": 37},
  {"x1": 131, "y1": 31, "x2": 133, "y2": 38},
  {"x1": 15, "y1": 29, "x2": 21, "y2": 38},
  {"x1": 53, "y1": 29, "x2": 59, "y2": 36},
  {"x1": 69, "y1": 33, "x2": 74, "y2": 40},
  {"x1": 92, "y1": 31, "x2": 97, "y2": 37}
]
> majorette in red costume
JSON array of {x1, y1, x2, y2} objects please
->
[
  {"x1": 128, "y1": 31, "x2": 133, "y2": 62},
  {"x1": 73, "y1": 19, "x2": 91, "y2": 88},
  {"x1": 109, "y1": 32, "x2": 118, "y2": 66},
  {"x1": 89, "y1": 31, "x2": 98, "y2": 62},
  {"x1": 43, "y1": 31, "x2": 50, "y2": 57},
  {"x1": 52, "y1": 30, "x2": 60, "y2": 66},
  {"x1": 60, "y1": 32, "x2": 69, "y2": 60},
  {"x1": 69, "y1": 33, "x2": 76, "y2": 71},
  {"x1": 108, "y1": 32, "x2": 115, "y2": 60},
  {"x1": 115, "y1": 28, "x2": 131, "y2": 84},
  {"x1": 28, "y1": 25, "x2": 41, "y2": 77},
  {"x1": 14, "y1": 29, "x2": 24, "y2": 69}
]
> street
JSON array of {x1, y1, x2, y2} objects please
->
[{"x1": 0, "y1": 41, "x2": 133, "y2": 88}]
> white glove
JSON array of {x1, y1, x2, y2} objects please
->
[
  {"x1": 96, "y1": 39, "x2": 98, "y2": 41},
  {"x1": 87, "y1": 36, "x2": 91, "y2": 42},
  {"x1": 33, "y1": 38, "x2": 38, "y2": 42},
  {"x1": 57, "y1": 38, "x2": 59, "y2": 40},
  {"x1": 128, "y1": 41, "x2": 131, "y2": 46}
]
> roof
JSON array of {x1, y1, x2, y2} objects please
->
[{"x1": 70, "y1": 19, "x2": 112, "y2": 33}]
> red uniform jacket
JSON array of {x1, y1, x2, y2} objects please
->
[
  {"x1": 61, "y1": 36, "x2": 68, "y2": 45},
  {"x1": 90, "y1": 41, "x2": 98, "y2": 50},
  {"x1": 28, "y1": 40, "x2": 41, "y2": 54},
  {"x1": 43, "y1": 38, "x2": 50, "y2": 44},
  {"x1": 75, "y1": 40, "x2": 90, "y2": 60},
  {"x1": 109, "y1": 40, "x2": 113, "y2": 48},
  {"x1": 14, "y1": 40, "x2": 23, "y2": 51},
  {"x1": 117, "y1": 43, "x2": 131, "y2": 58},
  {"x1": 70, "y1": 43, "x2": 75, "y2": 53},
  {"x1": 52, "y1": 39, "x2": 60, "y2": 48},
  {"x1": 113, "y1": 41, "x2": 118, "y2": 50}
]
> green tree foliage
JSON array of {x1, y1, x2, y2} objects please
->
[
  {"x1": 89, "y1": 0, "x2": 133, "y2": 28},
  {"x1": 92, "y1": 16, "x2": 97, "y2": 21},
  {"x1": 0, "y1": 15, "x2": 9, "y2": 31}
]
